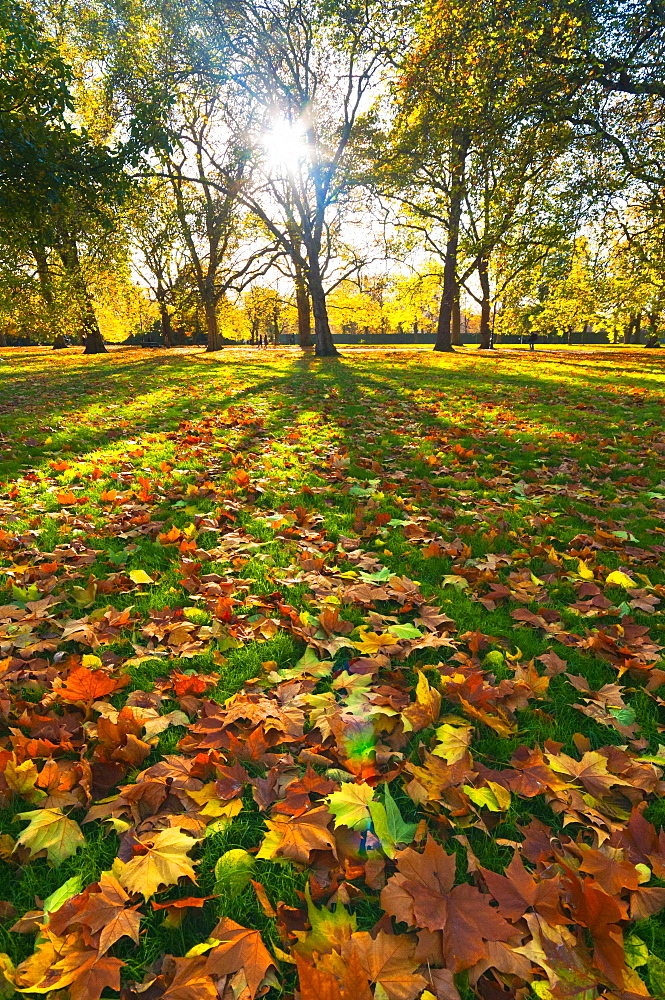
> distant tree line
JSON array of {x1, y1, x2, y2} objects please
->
[{"x1": 2, "y1": 0, "x2": 665, "y2": 355}]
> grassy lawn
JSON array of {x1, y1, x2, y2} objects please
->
[{"x1": 1, "y1": 344, "x2": 665, "y2": 1000}]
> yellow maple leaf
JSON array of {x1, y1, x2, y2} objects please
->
[
  {"x1": 326, "y1": 782, "x2": 375, "y2": 831},
  {"x1": 402, "y1": 671, "x2": 442, "y2": 733},
  {"x1": 15, "y1": 808, "x2": 84, "y2": 865},
  {"x1": 352, "y1": 628, "x2": 399, "y2": 655},
  {"x1": 115, "y1": 829, "x2": 198, "y2": 898},
  {"x1": 129, "y1": 569, "x2": 154, "y2": 585},
  {"x1": 4, "y1": 756, "x2": 45, "y2": 804},
  {"x1": 431, "y1": 723, "x2": 473, "y2": 764},
  {"x1": 186, "y1": 784, "x2": 243, "y2": 819},
  {"x1": 577, "y1": 559, "x2": 595, "y2": 580}
]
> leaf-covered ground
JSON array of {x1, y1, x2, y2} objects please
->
[{"x1": 1, "y1": 344, "x2": 665, "y2": 1000}]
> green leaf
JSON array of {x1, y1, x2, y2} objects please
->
[
  {"x1": 624, "y1": 934, "x2": 649, "y2": 970},
  {"x1": 389, "y1": 622, "x2": 424, "y2": 639},
  {"x1": 647, "y1": 952, "x2": 665, "y2": 996},
  {"x1": 359, "y1": 566, "x2": 392, "y2": 582},
  {"x1": 11, "y1": 583, "x2": 39, "y2": 604},
  {"x1": 42, "y1": 875, "x2": 83, "y2": 919},
  {"x1": 463, "y1": 781, "x2": 511, "y2": 812},
  {"x1": 368, "y1": 785, "x2": 417, "y2": 858},
  {"x1": 609, "y1": 706, "x2": 636, "y2": 726},
  {"x1": 440, "y1": 574, "x2": 469, "y2": 590},
  {"x1": 296, "y1": 889, "x2": 358, "y2": 958}
]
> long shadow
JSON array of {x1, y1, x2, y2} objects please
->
[{"x1": 1, "y1": 348, "x2": 663, "y2": 484}]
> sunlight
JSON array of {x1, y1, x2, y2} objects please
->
[{"x1": 262, "y1": 119, "x2": 310, "y2": 171}]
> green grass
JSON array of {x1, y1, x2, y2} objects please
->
[{"x1": 1, "y1": 344, "x2": 665, "y2": 997}]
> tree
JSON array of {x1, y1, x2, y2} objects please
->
[
  {"x1": 125, "y1": 183, "x2": 189, "y2": 347},
  {"x1": 0, "y1": 0, "x2": 72, "y2": 208},
  {"x1": 374, "y1": 0, "x2": 586, "y2": 352},
  {"x1": 196, "y1": 0, "x2": 401, "y2": 356},
  {"x1": 546, "y1": 1, "x2": 665, "y2": 188},
  {"x1": 498, "y1": 238, "x2": 601, "y2": 345},
  {"x1": 0, "y1": 0, "x2": 132, "y2": 353},
  {"x1": 160, "y1": 81, "x2": 283, "y2": 352},
  {"x1": 384, "y1": 271, "x2": 441, "y2": 341},
  {"x1": 601, "y1": 192, "x2": 665, "y2": 343}
]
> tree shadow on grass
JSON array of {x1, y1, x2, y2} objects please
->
[{"x1": 1, "y1": 348, "x2": 663, "y2": 483}]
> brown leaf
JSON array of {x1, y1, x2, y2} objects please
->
[
  {"x1": 480, "y1": 851, "x2": 564, "y2": 925},
  {"x1": 381, "y1": 837, "x2": 515, "y2": 972},
  {"x1": 68, "y1": 955, "x2": 124, "y2": 1000},
  {"x1": 205, "y1": 917, "x2": 276, "y2": 998},
  {"x1": 49, "y1": 871, "x2": 141, "y2": 954},
  {"x1": 343, "y1": 930, "x2": 427, "y2": 1000},
  {"x1": 578, "y1": 847, "x2": 640, "y2": 896}
]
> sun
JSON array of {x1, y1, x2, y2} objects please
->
[{"x1": 262, "y1": 119, "x2": 310, "y2": 171}]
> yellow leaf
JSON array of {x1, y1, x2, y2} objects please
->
[
  {"x1": 326, "y1": 782, "x2": 375, "y2": 831},
  {"x1": 402, "y1": 670, "x2": 442, "y2": 733},
  {"x1": 577, "y1": 559, "x2": 595, "y2": 580},
  {"x1": 431, "y1": 723, "x2": 473, "y2": 764},
  {"x1": 116, "y1": 828, "x2": 197, "y2": 898},
  {"x1": 15, "y1": 808, "x2": 84, "y2": 865},
  {"x1": 186, "y1": 785, "x2": 243, "y2": 819},
  {"x1": 256, "y1": 824, "x2": 285, "y2": 861},
  {"x1": 272, "y1": 945, "x2": 296, "y2": 964},
  {"x1": 352, "y1": 628, "x2": 399, "y2": 655},
  {"x1": 4, "y1": 757, "x2": 45, "y2": 804},
  {"x1": 606, "y1": 570, "x2": 637, "y2": 589},
  {"x1": 129, "y1": 569, "x2": 154, "y2": 585},
  {"x1": 81, "y1": 654, "x2": 102, "y2": 668},
  {"x1": 185, "y1": 939, "x2": 217, "y2": 958}
]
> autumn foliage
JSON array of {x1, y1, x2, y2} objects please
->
[{"x1": 0, "y1": 346, "x2": 664, "y2": 999}]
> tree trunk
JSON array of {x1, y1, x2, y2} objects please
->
[
  {"x1": 81, "y1": 297, "x2": 107, "y2": 354},
  {"x1": 56, "y1": 234, "x2": 107, "y2": 354},
  {"x1": 451, "y1": 283, "x2": 462, "y2": 346},
  {"x1": 204, "y1": 295, "x2": 221, "y2": 352},
  {"x1": 0, "y1": 330, "x2": 6, "y2": 347},
  {"x1": 296, "y1": 272, "x2": 313, "y2": 348},
  {"x1": 159, "y1": 300, "x2": 174, "y2": 347},
  {"x1": 32, "y1": 244, "x2": 54, "y2": 306},
  {"x1": 477, "y1": 256, "x2": 492, "y2": 349},
  {"x1": 308, "y1": 257, "x2": 338, "y2": 357},
  {"x1": 635, "y1": 312, "x2": 643, "y2": 344},
  {"x1": 434, "y1": 133, "x2": 467, "y2": 352}
]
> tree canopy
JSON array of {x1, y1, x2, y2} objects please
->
[{"x1": 1, "y1": 0, "x2": 665, "y2": 352}]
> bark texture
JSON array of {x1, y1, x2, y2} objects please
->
[{"x1": 434, "y1": 134, "x2": 468, "y2": 353}]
